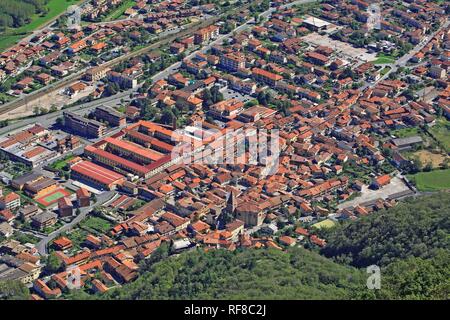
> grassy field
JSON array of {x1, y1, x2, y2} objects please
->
[
  {"x1": 390, "y1": 126, "x2": 422, "y2": 138},
  {"x1": 80, "y1": 216, "x2": 113, "y2": 234},
  {"x1": 0, "y1": 34, "x2": 28, "y2": 54},
  {"x1": 50, "y1": 155, "x2": 75, "y2": 170},
  {"x1": 0, "y1": 0, "x2": 81, "y2": 52},
  {"x1": 380, "y1": 66, "x2": 391, "y2": 76},
  {"x1": 373, "y1": 53, "x2": 396, "y2": 65},
  {"x1": 407, "y1": 150, "x2": 448, "y2": 169},
  {"x1": 407, "y1": 169, "x2": 450, "y2": 191},
  {"x1": 429, "y1": 118, "x2": 450, "y2": 152}
]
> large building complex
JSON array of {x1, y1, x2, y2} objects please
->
[
  {"x1": 70, "y1": 160, "x2": 126, "y2": 190},
  {"x1": 63, "y1": 111, "x2": 106, "y2": 138}
]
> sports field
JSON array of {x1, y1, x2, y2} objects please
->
[
  {"x1": 312, "y1": 219, "x2": 336, "y2": 229},
  {"x1": 36, "y1": 188, "x2": 71, "y2": 207}
]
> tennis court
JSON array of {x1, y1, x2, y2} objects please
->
[{"x1": 36, "y1": 188, "x2": 71, "y2": 207}]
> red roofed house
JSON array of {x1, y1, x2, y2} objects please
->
[
  {"x1": 370, "y1": 174, "x2": 391, "y2": 189},
  {"x1": 53, "y1": 236, "x2": 73, "y2": 251},
  {"x1": 0, "y1": 192, "x2": 20, "y2": 210},
  {"x1": 58, "y1": 197, "x2": 73, "y2": 218},
  {"x1": 76, "y1": 188, "x2": 90, "y2": 208}
]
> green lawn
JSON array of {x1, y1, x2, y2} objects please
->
[
  {"x1": 373, "y1": 53, "x2": 396, "y2": 65},
  {"x1": 79, "y1": 216, "x2": 113, "y2": 234},
  {"x1": 50, "y1": 155, "x2": 75, "y2": 170},
  {"x1": 0, "y1": 34, "x2": 28, "y2": 53},
  {"x1": 390, "y1": 127, "x2": 422, "y2": 138},
  {"x1": 429, "y1": 118, "x2": 450, "y2": 152},
  {"x1": 0, "y1": 0, "x2": 81, "y2": 52},
  {"x1": 103, "y1": 0, "x2": 136, "y2": 22},
  {"x1": 407, "y1": 169, "x2": 450, "y2": 191}
]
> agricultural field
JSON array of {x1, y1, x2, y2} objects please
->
[
  {"x1": 407, "y1": 169, "x2": 450, "y2": 191},
  {"x1": 429, "y1": 118, "x2": 450, "y2": 153},
  {"x1": 0, "y1": 0, "x2": 82, "y2": 52},
  {"x1": 405, "y1": 150, "x2": 448, "y2": 169}
]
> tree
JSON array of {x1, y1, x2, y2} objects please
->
[
  {"x1": 160, "y1": 108, "x2": 176, "y2": 125},
  {"x1": 0, "y1": 280, "x2": 30, "y2": 300},
  {"x1": 45, "y1": 252, "x2": 63, "y2": 274},
  {"x1": 321, "y1": 193, "x2": 450, "y2": 268}
]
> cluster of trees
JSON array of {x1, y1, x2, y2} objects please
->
[
  {"x1": 0, "y1": 0, "x2": 49, "y2": 30},
  {"x1": 203, "y1": 86, "x2": 223, "y2": 107},
  {"x1": 321, "y1": 193, "x2": 450, "y2": 267},
  {"x1": 105, "y1": 246, "x2": 365, "y2": 300},
  {"x1": 0, "y1": 280, "x2": 30, "y2": 300}
]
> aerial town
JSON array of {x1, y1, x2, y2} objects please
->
[{"x1": 0, "y1": 0, "x2": 449, "y2": 301}]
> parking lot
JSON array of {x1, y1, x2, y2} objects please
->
[
  {"x1": 220, "y1": 87, "x2": 254, "y2": 103},
  {"x1": 338, "y1": 176, "x2": 411, "y2": 209},
  {"x1": 302, "y1": 33, "x2": 376, "y2": 62}
]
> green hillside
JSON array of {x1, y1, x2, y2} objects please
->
[
  {"x1": 321, "y1": 192, "x2": 450, "y2": 267},
  {"x1": 105, "y1": 247, "x2": 366, "y2": 300}
]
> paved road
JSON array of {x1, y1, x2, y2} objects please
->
[
  {"x1": 0, "y1": 1, "x2": 308, "y2": 135},
  {"x1": 35, "y1": 190, "x2": 114, "y2": 256},
  {"x1": 366, "y1": 19, "x2": 449, "y2": 89},
  {"x1": 0, "y1": 1, "x2": 256, "y2": 117}
]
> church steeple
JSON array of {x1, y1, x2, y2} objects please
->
[{"x1": 226, "y1": 190, "x2": 237, "y2": 215}]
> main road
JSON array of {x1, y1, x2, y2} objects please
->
[{"x1": 0, "y1": 0, "x2": 316, "y2": 136}]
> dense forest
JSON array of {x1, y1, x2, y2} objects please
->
[
  {"x1": 0, "y1": 0, "x2": 49, "y2": 30},
  {"x1": 105, "y1": 247, "x2": 366, "y2": 300},
  {"x1": 321, "y1": 192, "x2": 450, "y2": 267},
  {"x1": 361, "y1": 250, "x2": 449, "y2": 300}
]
